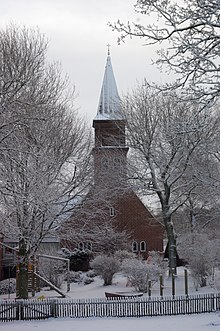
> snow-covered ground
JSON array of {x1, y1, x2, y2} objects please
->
[
  {"x1": 0, "y1": 267, "x2": 219, "y2": 330},
  {"x1": 1, "y1": 313, "x2": 220, "y2": 331},
  {"x1": 0, "y1": 267, "x2": 216, "y2": 300}
]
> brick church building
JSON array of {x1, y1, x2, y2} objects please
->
[{"x1": 62, "y1": 51, "x2": 164, "y2": 259}]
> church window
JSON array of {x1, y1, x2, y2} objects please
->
[
  {"x1": 132, "y1": 241, "x2": 138, "y2": 252},
  {"x1": 140, "y1": 241, "x2": 146, "y2": 252},
  {"x1": 109, "y1": 207, "x2": 115, "y2": 216}
]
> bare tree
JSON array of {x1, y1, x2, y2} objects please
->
[
  {"x1": 110, "y1": 0, "x2": 220, "y2": 104},
  {"x1": 0, "y1": 25, "x2": 92, "y2": 298},
  {"x1": 122, "y1": 84, "x2": 214, "y2": 273},
  {"x1": 61, "y1": 147, "x2": 131, "y2": 256}
]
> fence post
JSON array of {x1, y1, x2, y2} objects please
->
[
  {"x1": 16, "y1": 301, "x2": 20, "y2": 320},
  {"x1": 160, "y1": 274, "x2": 164, "y2": 297},
  {"x1": 184, "y1": 268, "x2": 188, "y2": 296},
  {"x1": 50, "y1": 299, "x2": 57, "y2": 318},
  {"x1": 171, "y1": 269, "x2": 175, "y2": 298},
  {"x1": 211, "y1": 293, "x2": 215, "y2": 312},
  {"x1": 217, "y1": 293, "x2": 220, "y2": 311},
  {"x1": 148, "y1": 280, "x2": 152, "y2": 297},
  {"x1": 67, "y1": 259, "x2": 70, "y2": 292},
  {"x1": 20, "y1": 300, "x2": 24, "y2": 320}
]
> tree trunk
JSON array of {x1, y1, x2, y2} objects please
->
[
  {"x1": 17, "y1": 238, "x2": 29, "y2": 299},
  {"x1": 163, "y1": 208, "x2": 177, "y2": 275}
]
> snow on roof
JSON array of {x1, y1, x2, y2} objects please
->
[{"x1": 94, "y1": 54, "x2": 123, "y2": 121}]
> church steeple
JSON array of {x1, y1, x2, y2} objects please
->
[
  {"x1": 94, "y1": 48, "x2": 122, "y2": 120},
  {"x1": 92, "y1": 50, "x2": 128, "y2": 186}
]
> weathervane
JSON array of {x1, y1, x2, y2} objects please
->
[{"x1": 107, "y1": 43, "x2": 111, "y2": 56}]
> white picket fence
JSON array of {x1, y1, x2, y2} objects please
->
[{"x1": 0, "y1": 293, "x2": 220, "y2": 322}]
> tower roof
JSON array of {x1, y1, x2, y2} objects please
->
[{"x1": 94, "y1": 51, "x2": 122, "y2": 121}]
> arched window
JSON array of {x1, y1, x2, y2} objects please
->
[
  {"x1": 132, "y1": 241, "x2": 138, "y2": 252},
  {"x1": 140, "y1": 241, "x2": 146, "y2": 252},
  {"x1": 109, "y1": 207, "x2": 115, "y2": 217}
]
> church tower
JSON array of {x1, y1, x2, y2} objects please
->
[{"x1": 92, "y1": 50, "x2": 128, "y2": 187}]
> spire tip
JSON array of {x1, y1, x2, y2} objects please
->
[{"x1": 107, "y1": 43, "x2": 111, "y2": 56}]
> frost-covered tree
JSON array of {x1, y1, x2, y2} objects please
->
[
  {"x1": 114, "y1": 250, "x2": 136, "y2": 262},
  {"x1": 110, "y1": 0, "x2": 220, "y2": 104},
  {"x1": 0, "y1": 25, "x2": 92, "y2": 299},
  {"x1": 61, "y1": 216, "x2": 130, "y2": 256},
  {"x1": 122, "y1": 84, "x2": 215, "y2": 273},
  {"x1": 172, "y1": 104, "x2": 220, "y2": 234},
  {"x1": 60, "y1": 181, "x2": 131, "y2": 256}
]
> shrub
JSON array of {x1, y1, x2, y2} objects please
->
[
  {"x1": 178, "y1": 232, "x2": 216, "y2": 289},
  {"x1": 90, "y1": 255, "x2": 120, "y2": 286},
  {"x1": 121, "y1": 258, "x2": 163, "y2": 292},
  {"x1": 82, "y1": 276, "x2": 94, "y2": 285},
  {"x1": 213, "y1": 272, "x2": 220, "y2": 291},
  {"x1": 64, "y1": 270, "x2": 95, "y2": 285},
  {"x1": 61, "y1": 248, "x2": 92, "y2": 271},
  {"x1": 0, "y1": 278, "x2": 16, "y2": 295},
  {"x1": 86, "y1": 269, "x2": 96, "y2": 278},
  {"x1": 65, "y1": 271, "x2": 82, "y2": 283}
]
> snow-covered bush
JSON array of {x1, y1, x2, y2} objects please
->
[
  {"x1": 82, "y1": 276, "x2": 94, "y2": 285},
  {"x1": 86, "y1": 269, "x2": 97, "y2": 278},
  {"x1": 213, "y1": 271, "x2": 220, "y2": 291},
  {"x1": 178, "y1": 232, "x2": 216, "y2": 289},
  {"x1": 121, "y1": 258, "x2": 163, "y2": 292},
  {"x1": 190, "y1": 257, "x2": 213, "y2": 290},
  {"x1": 65, "y1": 271, "x2": 82, "y2": 283},
  {"x1": 90, "y1": 255, "x2": 120, "y2": 285},
  {"x1": 0, "y1": 278, "x2": 16, "y2": 295},
  {"x1": 64, "y1": 271, "x2": 94, "y2": 285}
]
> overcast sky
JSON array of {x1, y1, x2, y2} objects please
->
[{"x1": 0, "y1": 0, "x2": 167, "y2": 124}]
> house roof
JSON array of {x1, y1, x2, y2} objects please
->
[{"x1": 94, "y1": 52, "x2": 123, "y2": 121}]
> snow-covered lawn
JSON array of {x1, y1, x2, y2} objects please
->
[
  {"x1": 1, "y1": 267, "x2": 216, "y2": 300},
  {"x1": 31, "y1": 267, "x2": 218, "y2": 299}
]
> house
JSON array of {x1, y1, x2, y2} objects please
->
[{"x1": 62, "y1": 50, "x2": 164, "y2": 259}]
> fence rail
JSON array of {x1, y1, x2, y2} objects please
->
[{"x1": 1, "y1": 293, "x2": 220, "y2": 322}]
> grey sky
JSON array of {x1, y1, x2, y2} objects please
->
[{"x1": 0, "y1": 0, "x2": 166, "y2": 123}]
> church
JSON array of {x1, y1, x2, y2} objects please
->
[{"x1": 62, "y1": 50, "x2": 164, "y2": 259}]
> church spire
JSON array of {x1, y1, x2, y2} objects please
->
[{"x1": 94, "y1": 48, "x2": 122, "y2": 120}]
